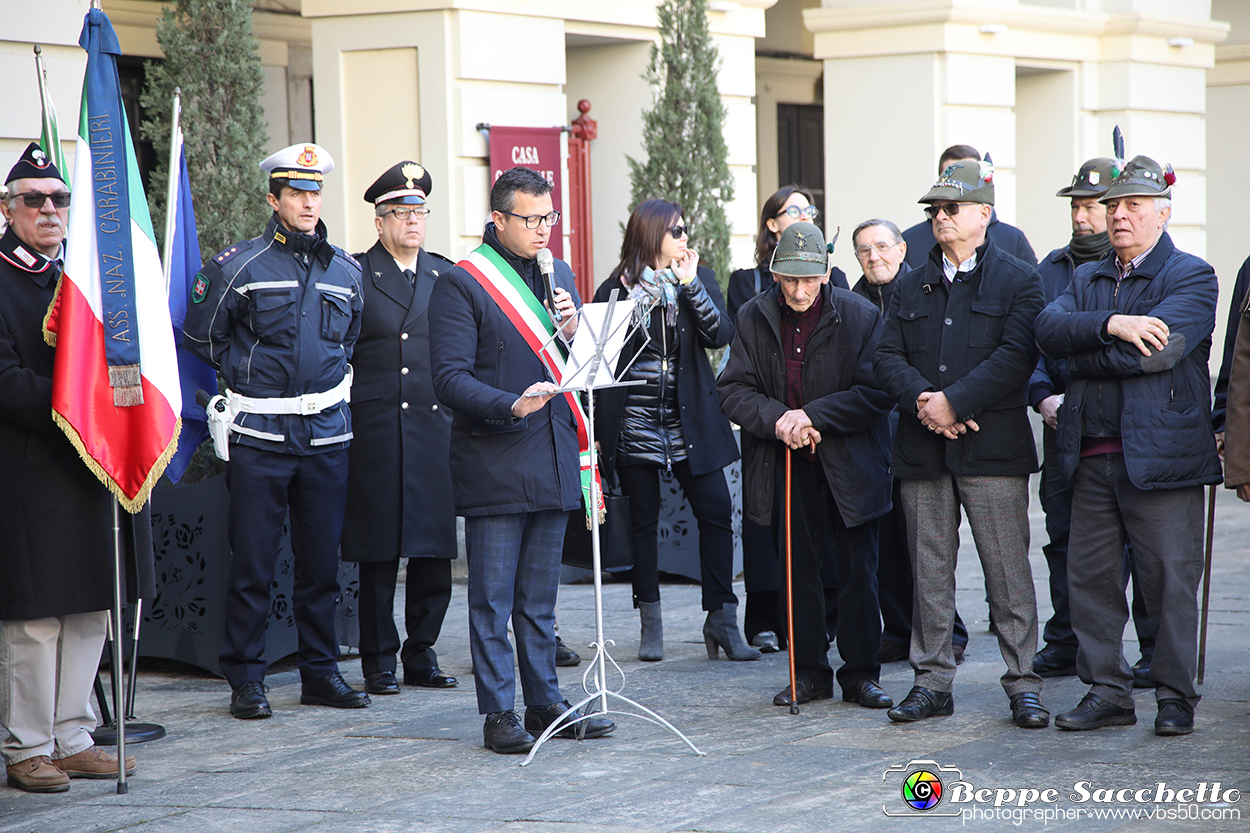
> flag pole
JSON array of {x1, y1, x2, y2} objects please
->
[
  {"x1": 33, "y1": 45, "x2": 53, "y2": 150},
  {"x1": 162, "y1": 89, "x2": 182, "y2": 295},
  {"x1": 94, "y1": 0, "x2": 128, "y2": 794},
  {"x1": 110, "y1": 500, "x2": 128, "y2": 793}
]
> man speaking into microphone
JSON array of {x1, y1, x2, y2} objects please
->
[{"x1": 429, "y1": 167, "x2": 615, "y2": 754}]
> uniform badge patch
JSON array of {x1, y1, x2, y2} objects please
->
[{"x1": 192, "y1": 274, "x2": 210, "y2": 303}]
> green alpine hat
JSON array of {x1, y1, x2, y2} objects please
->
[
  {"x1": 770, "y1": 221, "x2": 827, "y2": 277},
  {"x1": 1057, "y1": 157, "x2": 1115, "y2": 198},
  {"x1": 1099, "y1": 154, "x2": 1174, "y2": 203},
  {"x1": 919, "y1": 157, "x2": 994, "y2": 206}
]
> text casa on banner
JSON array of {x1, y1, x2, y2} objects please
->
[{"x1": 488, "y1": 126, "x2": 563, "y2": 260}]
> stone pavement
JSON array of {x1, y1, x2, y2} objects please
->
[{"x1": 2, "y1": 483, "x2": 1248, "y2": 833}]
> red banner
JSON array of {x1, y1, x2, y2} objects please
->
[{"x1": 489, "y1": 126, "x2": 563, "y2": 260}]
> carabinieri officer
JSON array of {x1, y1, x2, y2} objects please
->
[{"x1": 183, "y1": 143, "x2": 369, "y2": 719}]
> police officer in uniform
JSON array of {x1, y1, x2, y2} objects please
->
[
  {"x1": 183, "y1": 143, "x2": 369, "y2": 719},
  {"x1": 342, "y1": 162, "x2": 458, "y2": 696}
]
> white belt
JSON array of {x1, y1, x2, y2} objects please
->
[{"x1": 228, "y1": 368, "x2": 353, "y2": 416}]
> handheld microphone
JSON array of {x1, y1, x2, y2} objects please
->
[{"x1": 536, "y1": 248, "x2": 561, "y2": 323}]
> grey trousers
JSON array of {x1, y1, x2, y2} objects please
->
[
  {"x1": 1067, "y1": 453, "x2": 1203, "y2": 709},
  {"x1": 0, "y1": 611, "x2": 107, "y2": 765},
  {"x1": 901, "y1": 475, "x2": 1041, "y2": 697}
]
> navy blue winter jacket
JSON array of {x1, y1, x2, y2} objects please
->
[{"x1": 1034, "y1": 232, "x2": 1222, "y2": 489}]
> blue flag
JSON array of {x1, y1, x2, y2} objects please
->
[{"x1": 165, "y1": 138, "x2": 216, "y2": 484}]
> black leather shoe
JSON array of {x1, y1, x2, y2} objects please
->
[
  {"x1": 1055, "y1": 693, "x2": 1136, "y2": 730},
  {"x1": 300, "y1": 672, "x2": 371, "y2": 708},
  {"x1": 364, "y1": 671, "x2": 400, "y2": 695},
  {"x1": 1132, "y1": 656, "x2": 1155, "y2": 689},
  {"x1": 230, "y1": 681, "x2": 272, "y2": 720},
  {"x1": 953, "y1": 643, "x2": 966, "y2": 665},
  {"x1": 887, "y1": 686, "x2": 954, "y2": 723},
  {"x1": 843, "y1": 679, "x2": 893, "y2": 709},
  {"x1": 483, "y1": 711, "x2": 536, "y2": 754},
  {"x1": 405, "y1": 666, "x2": 458, "y2": 688},
  {"x1": 1155, "y1": 699, "x2": 1194, "y2": 736},
  {"x1": 773, "y1": 679, "x2": 833, "y2": 706},
  {"x1": 877, "y1": 641, "x2": 908, "y2": 664},
  {"x1": 555, "y1": 637, "x2": 581, "y2": 667},
  {"x1": 525, "y1": 700, "x2": 615, "y2": 740},
  {"x1": 1032, "y1": 646, "x2": 1078, "y2": 678},
  {"x1": 1009, "y1": 692, "x2": 1050, "y2": 728}
]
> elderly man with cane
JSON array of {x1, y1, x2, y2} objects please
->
[{"x1": 719, "y1": 222, "x2": 895, "y2": 710}]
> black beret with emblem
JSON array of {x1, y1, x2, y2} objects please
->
[
  {"x1": 770, "y1": 221, "x2": 828, "y2": 277},
  {"x1": 919, "y1": 156, "x2": 995, "y2": 206},
  {"x1": 1099, "y1": 154, "x2": 1174, "y2": 203},
  {"x1": 363, "y1": 161, "x2": 432, "y2": 205},
  {"x1": 6, "y1": 141, "x2": 65, "y2": 186},
  {"x1": 1057, "y1": 157, "x2": 1115, "y2": 198}
]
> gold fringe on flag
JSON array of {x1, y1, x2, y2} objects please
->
[{"x1": 49, "y1": 411, "x2": 182, "y2": 513}]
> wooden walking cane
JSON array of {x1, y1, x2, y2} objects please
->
[
  {"x1": 1197, "y1": 484, "x2": 1216, "y2": 684},
  {"x1": 784, "y1": 446, "x2": 799, "y2": 715}
]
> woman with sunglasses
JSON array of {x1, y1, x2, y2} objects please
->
[
  {"x1": 726, "y1": 186, "x2": 847, "y2": 654},
  {"x1": 593, "y1": 199, "x2": 757, "y2": 662}
]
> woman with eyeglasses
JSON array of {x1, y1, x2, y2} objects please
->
[
  {"x1": 725, "y1": 185, "x2": 846, "y2": 654},
  {"x1": 726, "y1": 186, "x2": 846, "y2": 321},
  {"x1": 593, "y1": 199, "x2": 757, "y2": 662}
]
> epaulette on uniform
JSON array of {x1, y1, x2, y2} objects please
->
[
  {"x1": 212, "y1": 240, "x2": 254, "y2": 267},
  {"x1": 335, "y1": 249, "x2": 362, "y2": 272},
  {"x1": 428, "y1": 251, "x2": 455, "y2": 268}
]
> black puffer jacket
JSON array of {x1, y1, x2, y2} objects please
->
[
  {"x1": 594, "y1": 265, "x2": 738, "y2": 481},
  {"x1": 617, "y1": 309, "x2": 684, "y2": 467}
]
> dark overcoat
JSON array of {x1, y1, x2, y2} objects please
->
[
  {"x1": 872, "y1": 238, "x2": 1044, "y2": 480},
  {"x1": 0, "y1": 227, "x2": 153, "y2": 620},
  {"x1": 428, "y1": 224, "x2": 584, "y2": 517},
  {"x1": 341, "y1": 242, "x2": 457, "y2": 562},
  {"x1": 592, "y1": 265, "x2": 738, "y2": 484},
  {"x1": 719, "y1": 283, "x2": 894, "y2": 528}
]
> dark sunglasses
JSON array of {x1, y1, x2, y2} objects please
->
[
  {"x1": 669, "y1": 224, "x2": 690, "y2": 239},
  {"x1": 12, "y1": 191, "x2": 71, "y2": 209},
  {"x1": 922, "y1": 202, "x2": 973, "y2": 221}
]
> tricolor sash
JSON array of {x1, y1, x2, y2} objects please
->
[{"x1": 458, "y1": 244, "x2": 603, "y2": 525}]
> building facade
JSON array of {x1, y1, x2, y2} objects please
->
[{"x1": 3, "y1": 0, "x2": 1246, "y2": 358}]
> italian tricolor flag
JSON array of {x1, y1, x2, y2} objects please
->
[{"x1": 42, "y1": 8, "x2": 180, "y2": 513}]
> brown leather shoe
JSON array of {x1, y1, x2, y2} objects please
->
[
  {"x1": 52, "y1": 746, "x2": 136, "y2": 779},
  {"x1": 6, "y1": 755, "x2": 70, "y2": 792}
]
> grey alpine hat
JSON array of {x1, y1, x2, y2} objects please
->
[
  {"x1": 919, "y1": 157, "x2": 994, "y2": 206},
  {"x1": 770, "y1": 221, "x2": 827, "y2": 277},
  {"x1": 1099, "y1": 154, "x2": 1174, "y2": 203},
  {"x1": 1057, "y1": 157, "x2": 1116, "y2": 198}
]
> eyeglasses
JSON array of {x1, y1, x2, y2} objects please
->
[
  {"x1": 854, "y1": 241, "x2": 901, "y2": 259},
  {"x1": 923, "y1": 202, "x2": 974, "y2": 221},
  {"x1": 776, "y1": 205, "x2": 819, "y2": 221},
  {"x1": 669, "y1": 224, "x2": 690, "y2": 239},
  {"x1": 11, "y1": 191, "x2": 71, "y2": 209},
  {"x1": 385, "y1": 206, "x2": 430, "y2": 221},
  {"x1": 502, "y1": 209, "x2": 560, "y2": 229}
]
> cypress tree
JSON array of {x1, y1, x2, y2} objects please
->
[
  {"x1": 140, "y1": 0, "x2": 269, "y2": 256},
  {"x1": 627, "y1": 0, "x2": 735, "y2": 291}
]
